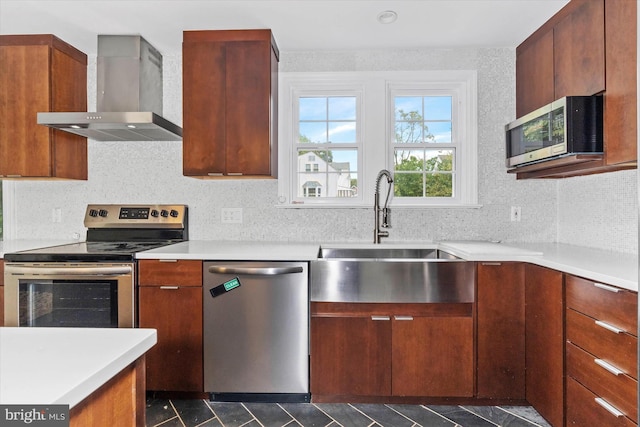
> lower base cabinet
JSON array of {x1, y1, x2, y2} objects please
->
[
  {"x1": 310, "y1": 302, "x2": 474, "y2": 398},
  {"x1": 525, "y1": 264, "x2": 564, "y2": 427},
  {"x1": 138, "y1": 260, "x2": 203, "y2": 392}
]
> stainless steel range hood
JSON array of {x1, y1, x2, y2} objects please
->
[{"x1": 37, "y1": 35, "x2": 182, "y2": 141}]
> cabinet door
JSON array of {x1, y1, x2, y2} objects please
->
[
  {"x1": 225, "y1": 41, "x2": 273, "y2": 176},
  {"x1": 477, "y1": 262, "x2": 525, "y2": 399},
  {"x1": 392, "y1": 315, "x2": 474, "y2": 397},
  {"x1": 516, "y1": 30, "x2": 554, "y2": 117},
  {"x1": 0, "y1": 45, "x2": 52, "y2": 177},
  {"x1": 525, "y1": 264, "x2": 564, "y2": 427},
  {"x1": 139, "y1": 286, "x2": 203, "y2": 392},
  {"x1": 310, "y1": 314, "x2": 392, "y2": 396},
  {"x1": 183, "y1": 41, "x2": 227, "y2": 176},
  {"x1": 553, "y1": 0, "x2": 605, "y2": 99},
  {"x1": 50, "y1": 47, "x2": 88, "y2": 180}
]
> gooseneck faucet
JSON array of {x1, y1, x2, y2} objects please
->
[{"x1": 374, "y1": 169, "x2": 394, "y2": 243}]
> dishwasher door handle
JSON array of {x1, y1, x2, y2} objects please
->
[{"x1": 208, "y1": 265, "x2": 304, "y2": 276}]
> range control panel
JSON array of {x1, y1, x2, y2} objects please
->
[{"x1": 84, "y1": 204, "x2": 187, "y2": 228}]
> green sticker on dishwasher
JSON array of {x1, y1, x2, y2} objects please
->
[
  {"x1": 224, "y1": 277, "x2": 241, "y2": 291},
  {"x1": 210, "y1": 277, "x2": 242, "y2": 298}
]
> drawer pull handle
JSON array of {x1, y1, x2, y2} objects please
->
[
  {"x1": 481, "y1": 262, "x2": 502, "y2": 266},
  {"x1": 595, "y1": 320, "x2": 623, "y2": 334},
  {"x1": 594, "y1": 282, "x2": 620, "y2": 293},
  {"x1": 160, "y1": 286, "x2": 179, "y2": 290},
  {"x1": 594, "y1": 398, "x2": 624, "y2": 418},
  {"x1": 594, "y1": 359, "x2": 623, "y2": 376},
  {"x1": 394, "y1": 316, "x2": 414, "y2": 321},
  {"x1": 158, "y1": 259, "x2": 178, "y2": 263},
  {"x1": 371, "y1": 316, "x2": 390, "y2": 321}
]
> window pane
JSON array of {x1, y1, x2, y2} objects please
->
[
  {"x1": 426, "y1": 173, "x2": 453, "y2": 197},
  {"x1": 328, "y1": 97, "x2": 356, "y2": 120},
  {"x1": 395, "y1": 97, "x2": 423, "y2": 120},
  {"x1": 328, "y1": 121, "x2": 356, "y2": 143},
  {"x1": 299, "y1": 122, "x2": 327, "y2": 143},
  {"x1": 428, "y1": 122, "x2": 452, "y2": 143},
  {"x1": 296, "y1": 149, "x2": 358, "y2": 198},
  {"x1": 424, "y1": 97, "x2": 452, "y2": 120},
  {"x1": 394, "y1": 96, "x2": 452, "y2": 144},
  {"x1": 299, "y1": 97, "x2": 327, "y2": 120},
  {"x1": 393, "y1": 149, "x2": 454, "y2": 198}
]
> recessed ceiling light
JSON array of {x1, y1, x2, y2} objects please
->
[{"x1": 377, "y1": 10, "x2": 398, "y2": 24}]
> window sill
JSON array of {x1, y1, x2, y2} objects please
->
[{"x1": 275, "y1": 203, "x2": 483, "y2": 209}]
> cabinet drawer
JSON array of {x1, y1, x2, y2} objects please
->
[
  {"x1": 567, "y1": 377, "x2": 637, "y2": 427},
  {"x1": 566, "y1": 342, "x2": 637, "y2": 420},
  {"x1": 138, "y1": 260, "x2": 202, "y2": 286},
  {"x1": 566, "y1": 308, "x2": 637, "y2": 378},
  {"x1": 566, "y1": 275, "x2": 637, "y2": 335}
]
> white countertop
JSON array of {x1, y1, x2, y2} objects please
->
[
  {"x1": 0, "y1": 328, "x2": 156, "y2": 408},
  {"x1": 3, "y1": 238, "x2": 636, "y2": 291},
  {"x1": 440, "y1": 241, "x2": 637, "y2": 292},
  {"x1": 136, "y1": 240, "x2": 321, "y2": 261},
  {"x1": 136, "y1": 239, "x2": 637, "y2": 292}
]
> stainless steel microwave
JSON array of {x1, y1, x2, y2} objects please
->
[{"x1": 505, "y1": 96, "x2": 603, "y2": 168}]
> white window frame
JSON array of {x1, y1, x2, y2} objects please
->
[{"x1": 278, "y1": 71, "x2": 478, "y2": 208}]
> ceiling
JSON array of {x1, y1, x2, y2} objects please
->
[{"x1": 0, "y1": 0, "x2": 569, "y2": 56}]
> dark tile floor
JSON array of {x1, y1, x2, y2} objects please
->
[{"x1": 146, "y1": 398, "x2": 553, "y2": 427}]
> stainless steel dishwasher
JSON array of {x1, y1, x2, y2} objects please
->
[{"x1": 203, "y1": 261, "x2": 310, "y2": 402}]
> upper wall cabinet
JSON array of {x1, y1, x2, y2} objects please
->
[
  {"x1": 513, "y1": 0, "x2": 636, "y2": 179},
  {"x1": 182, "y1": 30, "x2": 279, "y2": 178},
  {"x1": 0, "y1": 35, "x2": 87, "y2": 180}
]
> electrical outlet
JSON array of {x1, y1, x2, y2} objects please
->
[
  {"x1": 221, "y1": 207, "x2": 243, "y2": 224},
  {"x1": 510, "y1": 206, "x2": 521, "y2": 222}
]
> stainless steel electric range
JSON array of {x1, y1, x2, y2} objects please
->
[{"x1": 3, "y1": 204, "x2": 188, "y2": 328}]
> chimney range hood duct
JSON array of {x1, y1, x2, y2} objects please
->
[{"x1": 37, "y1": 35, "x2": 182, "y2": 141}]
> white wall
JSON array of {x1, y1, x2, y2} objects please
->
[{"x1": 6, "y1": 47, "x2": 637, "y2": 253}]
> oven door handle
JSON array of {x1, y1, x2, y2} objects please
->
[{"x1": 5, "y1": 265, "x2": 133, "y2": 276}]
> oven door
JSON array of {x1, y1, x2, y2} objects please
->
[{"x1": 3, "y1": 263, "x2": 135, "y2": 328}]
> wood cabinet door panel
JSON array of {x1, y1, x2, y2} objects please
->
[
  {"x1": 566, "y1": 342, "x2": 637, "y2": 420},
  {"x1": 566, "y1": 377, "x2": 637, "y2": 427},
  {"x1": 0, "y1": 45, "x2": 52, "y2": 177},
  {"x1": 310, "y1": 315, "x2": 392, "y2": 396},
  {"x1": 516, "y1": 30, "x2": 554, "y2": 117},
  {"x1": 225, "y1": 41, "x2": 272, "y2": 176},
  {"x1": 392, "y1": 316, "x2": 473, "y2": 397},
  {"x1": 553, "y1": 0, "x2": 605, "y2": 98},
  {"x1": 138, "y1": 260, "x2": 202, "y2": 287},
  {"x1": 50, "y1": 48, "x2": 88, "y2": 180},
  {"x1": 477, "y1": 262, "x2": 525, "y2": 399},
  {"x1": 566, "y1": 308, "x2": 637, "y2": 378},
  {"x1": 139, "y1": 287, "x2": 203, "y2": 392},
  {"x1": 182, "y1": 41, "x2": 226, "y2": 176},
  {"x1": 525, "y1": 264, "x2": 564, "y2": 427},
  {"x1": 566, "y1": 275, "x2": 637, "y2": 335}
]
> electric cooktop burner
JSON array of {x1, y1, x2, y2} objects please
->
[{"x1": 4, "y1": 204, "x2": 188, "y2": 263}]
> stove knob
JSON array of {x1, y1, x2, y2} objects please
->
[
  {"x1": 170, "y1": 209, "x2": 179, "y2": 218},
  {"x1": 150, "y1": 209, "x2": 159, "y2": 218},
  {"x1": 160, "y1": 209, "x2": 169, "y2": 218},
  {"x1": 99, "y1": 209, "x2": 108, "y2": 217},
  {"x1": 89, "y1": 209, "x2": 99, "y2": 217}
]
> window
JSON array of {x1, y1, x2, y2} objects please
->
[
  {"x1": 278, "y1": 71, "x2": 477, "y2": 207},
  {"x1": 392, "y1": 94, "x2": 454, "y2": 198}
]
